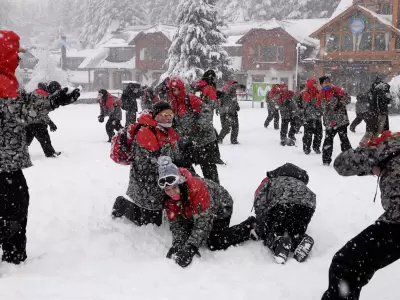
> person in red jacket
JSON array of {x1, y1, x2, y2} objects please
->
[
  {"x1": 157, "y1": 156, "x2": 255, "y2": 268},
  {"x1": 26, "y1": 82, "x2": 61, "y2": 158},
  {"x1": 97, "y1": 89, "x2": 123, "y2": 142},
  {"x1": 318, "y1": 76, "x2": 352, "y2": 166},
  {"x1": 168, "y1": 77, "x2": 220, "y2": 184},
  {"x1": 111, "y1": 102, "x2": 190, "y2": 225},
  {"x1": 301, "y1": 78, "x2": 323, "y2": 155}
]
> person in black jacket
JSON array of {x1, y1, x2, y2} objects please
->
[
  {"x1": 121, "y1": 82, "x2": 140, "y2": 126},
  {"x1": 350, "y1": 92, "x2": 369, "y2": 133}
]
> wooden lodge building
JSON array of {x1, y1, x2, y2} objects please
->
[{"x1": 310, "y1": 0, "x2": 400, "y2": 94}]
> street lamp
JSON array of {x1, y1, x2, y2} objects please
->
[{"x1": 295, "y1": 43, "x2": 307, "y2": 90}]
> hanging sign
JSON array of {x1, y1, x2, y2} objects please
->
[{"x1": 350, "y1": 17, "x2": 365, "y2": 34}]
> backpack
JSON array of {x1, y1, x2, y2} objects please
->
[
  {"x1": 110, "y1": 123, "x2": 157, "y2": 165},
  {"x1": 266, "y1": 163, "x2": 309, "y2": 185}
]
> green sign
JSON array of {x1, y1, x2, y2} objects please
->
[{"x1": 252, "y1": 83, "x2": 273, "y2": 101}]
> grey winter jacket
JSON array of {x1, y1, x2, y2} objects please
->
[
  {"x1": 278, "y1": 97, "x2": 299, "y2": 120},
  {"x1": 220, "y1": 84, "x2": 240, "y2": 115},
  {"x1": 355, "y1": 93, "x2": 369, "y2": 115},
  {"x1": 169, "y1": 173, "x2": 233, "y2": 250},
  {"x1": 334, "y1": 134, "x2": 400, "y2": 224},
  {"x1": 303, "y1": 98, "x2": 323, "y2": 121},
  {"x1": 0, "y1": 93, "x2": 53, "y2": 173},
  {"x1": 320, "y1": 88, "x2": 351, "y2": 129}
]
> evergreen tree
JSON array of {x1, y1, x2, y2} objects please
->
[
  {"x1": 165, "y1": 0, "x2": 233, "y2": 83},
  {"x1": 149, "y1": 0, "x2": 180, "y2": 25}
]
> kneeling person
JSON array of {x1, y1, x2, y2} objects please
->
[
  {"x1": 158, "y1": 156, "x2": 255, "y2": 268},
  {"x1": 254, "y1": 163, "x2": 316, "y2": 264}
]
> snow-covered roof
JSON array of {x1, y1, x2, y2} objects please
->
[
  {"x1": 358, "y1": 6, "x2": 400, "y2": 34},
  {"x1": 224, "y1": 18, "x2": 328, "y2": 47},
  {"x1": 79, "y1": 47, "x2": 109, "y2": 69},
  {"x1": 67, "y1": 70, "x2": 90, "y2": 84},
  {"x1": 223, "y1": 35, "x2": 243, "y2": 47},
  {"x1": 66, "y1": 49, "x2": 95, "y2": 58},
  {"x1": 129, "y1": 24, "x2": 178, "y2": 44},
  {"x1": 330, "y1": 0, "x2": 353, "y2": 20},
  {"x1": 97, "y1": 57, "x2": 135, "y2": 69}
]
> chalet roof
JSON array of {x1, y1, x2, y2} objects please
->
[
  {"x1": 66, "y1": 49, "x2": 95, "y2": 58},
  {"x1": 310, "y1": 5, "x2": 400, "y2": 38},
  {"x1": 231, "y1": 18, "x2": 328, "y2": 47},
  {"x1": 128, "y1": 24, "x2": 177, "y2": 45},
  {"x1": 330, "y1": 0, "x2": 353, "y2": 19}
]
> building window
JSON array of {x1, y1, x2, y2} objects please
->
[
  {"x1": 326, "y1": 33, "x2": 339, "y2": 51},
  {"x1": 224, "y1": 46, "x2": 242, "y2": 57},
  {"x1": 139, "y1": 48, "x2": 168, "y2": 61},
  {"x1": 358, "y1": 32, "x2": 373, "y2": 50},
  {"x1": 379, "y1": 3, "x2": 392, "y2": 15},
  {"x1": 374, "y1": 32, "x2": 390, "y2": 51},
  {"x1": 396, "y1": 36, "x2": 400, "y2": 49},
  {"x1": 341, "y1": 34, "x2": 354, "y2": 51},
  {"x1": 253, "y1": 46, "x2": 284, "y2": 63},
  {"x1": 108, "y1": 48, "x2": 134, "y2": 63}
]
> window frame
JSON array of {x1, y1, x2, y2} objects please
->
[{"x1": 253, "y1": 45, "x2": 284, "y2": 63}]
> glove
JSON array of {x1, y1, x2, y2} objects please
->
[
  {"x1": 166, "y1": 246, "x2": 181, "y2": 259},
  {"x1": 98, "y1": 116, "x2": 105, "y2": 123},
  {"x1": 49, "y1": 122, "x2": 57, "y2": 132},
  {"x1": 50, "y1": 88, "x2": 80, "y2": 109},
  {"x1": 174, "y1": 244, "x2": 199, "y2": 268}
]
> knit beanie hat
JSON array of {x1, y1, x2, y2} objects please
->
[
  {"x1": 152, "y1": 101, "x2": 172, "y2": 117},
  {"x1": 157, "y1": 156, "x2": 185, "y2": 189}
]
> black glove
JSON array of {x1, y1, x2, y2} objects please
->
[
  {"x1": 98, "y1": 115, "x2": 105, "y2": 123},
  {"x1": 50, "y1": 88, "x2": 80, "y2": 109},
  {"x1": 48, "y1": 121, "x2": 57, "y2": 132},
  {"x1": 166, "y1": 246, "x2": 181, "y2": 259},
  {"x1": 174, "y1": 244, "x2": 199, "y2": 268}
]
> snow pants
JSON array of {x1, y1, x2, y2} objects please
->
[
  {"x1": 125, "y1": 111, "x2": 137, "y2": 127},
  {"x1": 349, "y1": 113, "x2": 366, "y2": 131},
  {"x1": 218, "y1": 113, "x2": 239, "y2": 144},
  {"x1": 186, "y1": 142, "x2": 220, "y2": 184},
  {"x1": 280, "y1": 118, "x2": 297, "y2": 142},
  {"x1": 258, "y1": 204, "x2": 314, "y2": 251},
  {"x1": 322, "y1": 126, "x2": 352, "y2": 165},
  {"x1": 26, "y1": 123, "x2": 56, "y2": 157},
  {"x1": 0, "y1": 170, "x2": 29, "y2": 264},
  {"x1": 106, "y1": 117, "x2": 123, "y2": 141},
  {"x1": 303, "y1": 119, "x2": 323, "y2": 152},
  {"x1": 112, "y1": 196, "x2": 162, "y2": 226},
  {"x1": 321, "y1": 221, "x2": 400, "y2": 300},
  {"x1": 264, "y1": 107, "x2": 280, "y2": 129},
  {"x1": 206, "y1": 217, "x2": 253, "y2": 251}
]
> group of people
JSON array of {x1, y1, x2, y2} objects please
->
[
  {"x1": 265, "y1": 76, "x2": 392, "y2": 166},
  {"x1": 1, "y1": 29, "x2": 399, "y2": 300}
]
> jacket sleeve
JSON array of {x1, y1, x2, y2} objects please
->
[
  {"x1": 334, "y1": 146, "x2": 379, "y2": 176},
  {"x1": 185, "y1": 208, "x2": 214, "y2": 249},
  {"x1": 170, "y1": 219, "x2": 192, "y2": 248},
  {"x1": 9, "y1": 92, "x2": 53, "y2": 125}
]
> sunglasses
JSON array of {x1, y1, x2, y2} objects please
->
[{"x1": 158, "y1": 175, "x2": 179, "y2": 189}]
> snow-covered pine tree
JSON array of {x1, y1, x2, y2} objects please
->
[
  {"x1": 25, "y1": 48, "x2": 69, "y2": 92},
  {"x1": 217, "y1": 0, "x2": 251, "y2": 22},
  {"x1": 164, "y1": 0, "x2": 233, "y2": 83},
  {"x1": 149, "y1": 0, "x2": 180, "y2": 25}
]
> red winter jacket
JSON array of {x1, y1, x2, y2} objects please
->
[
  {"x1": 134, "y1": 112, "x2": 180, "y2": 152},
  {"x1": 196, "y1": 80, "x2": 217, "y2": 102},
  {"x1": 168, "y1": 78, "x2": 203, "y2": 118},
  {"x1": 276, "y1": 84, "x2": 294, "y2": 105},
  {"x1": 0, "y1": 30, "x2": 21, "y2": 98},
  {"x1": 317, "y1": 85, "x2": 344, "y2": 103},
  {"x1": 302, "y1": 78, "x2": 319, "y2": 104},
  {"x1": 165, "y1": 168, "x2": 211, "y2": 221}
]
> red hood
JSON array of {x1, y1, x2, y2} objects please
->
[
  {"x1": 303, "y1": 78, "x2": 318, "y2": 102},
  {"x1": 318, "y1": 85, "x2": 344, "y2": 102},
  {"x1": 0, "y1": 31, "x2": 20, "y2": 98},
  {"x1": 137, "y1": 112, "x2": 157, "y2": 128},
  {"x1": 222, "y1": 80, "x2": 238, "y2": 93},
  {"x1": 196, "y1": 80, "x2": 208, "y2": 89},
  {"x1": 34, "y1": 88, "x2": 49, "y2": 97},
  {"x1": 367, "y1": 131, "x2": 400, "y2": 146},
  {"x1": 169, "y1": 78, "x2": 188, "y2": 116}
]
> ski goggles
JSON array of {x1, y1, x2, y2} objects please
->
[{"x1": 158, "y1": 175, "x2": 180, "y2": 189}]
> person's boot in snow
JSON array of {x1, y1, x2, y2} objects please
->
[
  {"x1": 313, "y1": 148, "x2": 321, "y2": 154},
  {"x1": 111, "y1": 196, "x2": 128, "y2": 218},
  {"x1": 47, "y1": 151, "x2": 61, "y2": 158},
  {"x1": 293, "y1": 234, "x2": 314, "y2": 262},
  {"x1": 274, "y1": 235, "x2": 292, "y2": 264},
  {"x1": 0, "y1": 221, "x2": 21, "y2": 245}
]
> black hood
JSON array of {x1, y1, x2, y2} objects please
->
[{"x1": 267, "y1": 163, "x2": 309, "y2": 185}]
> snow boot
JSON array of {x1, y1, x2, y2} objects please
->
[
  {"x1": 274, "y1": 235, "x2": 292, "y2": 264},
  {"x1": 231, "y1": 141, "x2": 240, "y2": 145},
  {"x1": 285, "y1": 138, "x2": 296, "y2": 146},
  {"x1": 0, "y1": 221, "x2": 21, "y2": 245},
  {"x1": 304, "y1": 149, "x2": 311, "y2": 155},
  {"x1": 46, "y1": 151, "x2": 61, "y2": 158},
  {"x1": 111, "y1": 196, "x2": 129, "y2": 218},
  {"x1": 349, "y1": 126, "x2": 356, "y2": 133},
  {"x1": 293, "y1": 234, "x2": 314, "y2": 263},
  {"x1": 280, "y1": 139, "x2": 286, "y2": 146},
  {"x1": 313, "y1": 148, "x2": 321, "y2": 154}
]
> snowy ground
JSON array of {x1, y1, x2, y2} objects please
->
[{"x1": 0, "y1": 102, "x2": 398, "y2": 300}]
